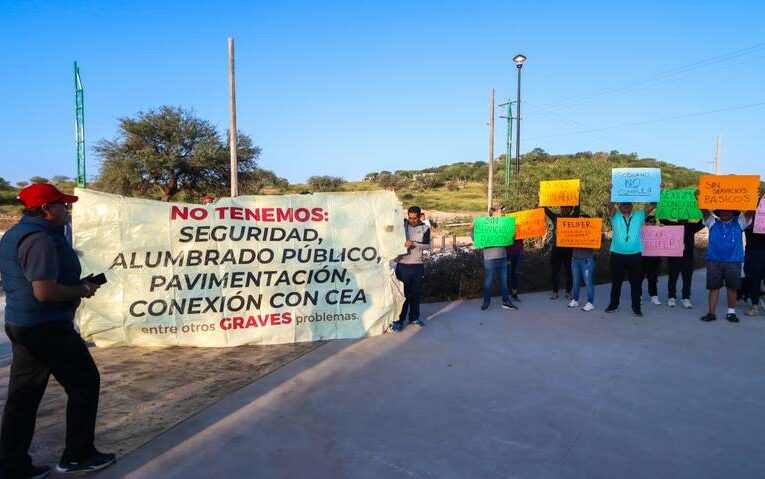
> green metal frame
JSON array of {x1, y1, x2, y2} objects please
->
[
  {"x1": 74, "y1": 62, "x2": 86, "y2": 187},
  {"x1": 503, "y1": 102, "x2": 513, "y2": 205}
]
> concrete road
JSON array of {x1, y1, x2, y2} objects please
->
[{"x1": 89, "y1": 270, "x2": 765, "y2": 478}]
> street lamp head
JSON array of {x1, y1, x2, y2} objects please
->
[{"x1": 513, "y1": 54, "x2": 526, "y2": 66}]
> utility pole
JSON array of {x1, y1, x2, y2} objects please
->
[
  {"x1": 714, "y1": 136, "x2": 721, "y2": 174},
  {"x1": 74, "y1": 62, "x2": 86, "y2": 188},
  {"x1": 499, "y1": 100, "x2": 514, "y2": 206},
  {"x1": 487, "y1": 88, "x2": 495, "y2": 213},
  {"x1": 228, "y1": 37, "x2": 239, "y2": 197}
]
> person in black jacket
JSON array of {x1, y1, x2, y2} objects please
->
[{"x1": 544, "y1": 205, "x2": 580, "y2": 300}]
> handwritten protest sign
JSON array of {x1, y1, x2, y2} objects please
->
[
  {"x1": 539, "y1": 179, "x2": 580, "y2": 206},
  {"x1": 556, "y1": 217, "x2": 602, "y2": 249},
  {"x1": 641, "y1": 225, "x2": 684, "y2": 257},
  {"x1": 698, "y1": 175, "x2": 761, "y2": 210},
  {"x1": 611, "y1": 168, "x2": 661, "y2": 202},
  {"x1": 508, "y1": 208, "x2": 546, "y2": 239},
  {"x1": 755, "y1": 198, "x2": 765, "y2": 234},
  {"x1": 72, "y1": 189, "x2": 406, "y2": 347},
  {"x1": 654, "y1": 189, "x2": 703, "y2": 221},
  {"x1": 473, "y1": 216, "x2": 516, "y2": 248}
]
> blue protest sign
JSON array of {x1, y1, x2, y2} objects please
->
[{"x1": 611, "y1": 168, "x2": 661, "y2": 202}]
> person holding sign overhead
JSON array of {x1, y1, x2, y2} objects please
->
[
  {"x1": 659, "y1": 217, "x2": 705, "y2": 308},
  {"x1": 544, "y1": 204, "x2": 580, "y2": 300},
  {"x1": 605, "y1": 193, "x2": 656, "y2": 316},
  {"x1": 474, "y1": 207, "x2": 518, "y2": 311},
  {"x1": 743, "y1": 195, "x2": 765, "y2": 316}
]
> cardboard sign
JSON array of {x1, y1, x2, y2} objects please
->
[
  {"x1": 473, "y1": 216, "x2": 516, "y2": 248},
  {"x1": 539, "y1": 179, "x2": 580, "y2": 206},
  {"x1": 556, "y1": 217, "x2": 602, "y2": 249},
  {"x1": 611, "y1": 168, "x2": 661, "y2": 202},
  {"x1": 641, "y1": 225, "x2": 684, "y2": 257},
  {"x1": 755, "y1": 198, "x2": 765, "y2": 234},
  {"x1": 654, "y1": 189, "x2": 703, "y2": 221},
  {"x1": 698, "y1": 175, "x2": 761, "y2": 210},
  {"x1": 508, "y1": 208, "x2": 547, "y2": 239}
]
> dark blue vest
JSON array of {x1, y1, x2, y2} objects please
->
[
  {"x1": 706, "y1": 218, "x2": 745, "y2": 263},
  {"x1": 0, "y1": 216, "x2": 82, "y2": 326}
]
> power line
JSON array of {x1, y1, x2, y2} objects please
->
[
  {"x1": 537, "y1": 42, "x2": 765, "y2": 113},
  {"x1": 527, "y1": 101, "x2": 765, "y2": 140}
]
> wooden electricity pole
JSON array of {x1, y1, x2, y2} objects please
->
[
  {"x1": 228, "y1": 37, "x2": 239, "y2": 197},
  {"x1": 487, "y1": 88, "x2": 495, "y2": 213},
  {"x1": 714, "y1": 135, "x2": 721, "y2": 175}
]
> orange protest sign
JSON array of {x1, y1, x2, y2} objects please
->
[
  {"x1": 539, "y1": 179, "x2": 580, "y2": 206},
  {"x1": 698, "y1": 175, "x2": 761, "y2": 210},
  {"x1": 508, "y1": 208, "x2": 547, "y2": 239},
  {"x1": 556, "y1": 217, "x2": 602, "y2": 249}
]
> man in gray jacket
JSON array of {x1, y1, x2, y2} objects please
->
[{"x1": 392, "y1": 206, "x2": 431, "y2": 331}]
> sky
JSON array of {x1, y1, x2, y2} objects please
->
[{"x1": 0, "y1": 0, "x2": 763, "y2": 185}]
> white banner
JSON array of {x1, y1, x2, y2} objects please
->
[{"x1": 73, "y1": 189, "x2": 406, "y2": 347}]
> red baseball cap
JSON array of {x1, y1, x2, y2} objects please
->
[{"x1": 18, "y1": 183, "x2": 79, "y2": 209}]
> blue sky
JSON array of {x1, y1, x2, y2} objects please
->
[{"x1": 0, "y1": 0, "x2": 763, "y2": 185}]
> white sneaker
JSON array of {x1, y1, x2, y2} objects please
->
[
  {"x1": 567, "y1": 299, "x2": 579, "y2": 308},
  {"x1": 650, "y1": 296, "x2": 661, "y2": 306},
  {"x1": 668, "y1": 298, "x2": 677, "y2": 307},
  {"x1": 681, "y1": 298, "x2": 693, "y2": 309},
  {"x1": 582, "y1": 302, "x2": 595, "y2": 312},
  {"x1": 745, "y1": 305, "x2": 761, "y2": 316}
]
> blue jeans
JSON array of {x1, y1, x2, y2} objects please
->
[
  {"x1": 572, "y1": 257, "x2": 595, "y2": 304},
  {"x1": 395, "y1": 263, "x2": 424, "y2": 323},
  {"x1": 483, "y1": 258, "x2": 510, "y2": 305}
]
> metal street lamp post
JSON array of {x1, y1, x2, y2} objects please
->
[{"x1": 513, "y1": 54, "x2": 526, "y2": 174}]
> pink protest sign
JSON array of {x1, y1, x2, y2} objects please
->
[
  {"x1": 641, "y1": 225, "x2": 684, "y2": 257},
  {"x1": 755, "y1": 198, "x2": 765, "y2": 234}
]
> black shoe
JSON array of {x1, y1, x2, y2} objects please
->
[
  {"x1": 56, "y1": 452, "x2": 116, "y2": 474},
  {"x1": 23, "y1": 465, "x2": 51, "y2": 479},
  {"x1": 511, "y1": 292, "x2": 521, "y2": 302},
  {"x1": 700, "y1": 313, "x2": 717, "y2": 322},
  {"x1": 501, "y1": 301, "x2": 518, "y2": 311},
  {"x1": 605, "y1": 304, "x2": 619, "y2": 313},
  {"x1": 480, "y1": 303, "x2": 490, "y2": 311},
  {"x1": 632, "y1": 307, "x2": 643, "y2": 317},
  {"x1": 726, "y1": 313, "x2": 740, "y2": 323}
]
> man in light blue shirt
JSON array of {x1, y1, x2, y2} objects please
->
[{"x1": 605, "y1": 200, "x2": 654, "y2": 316}]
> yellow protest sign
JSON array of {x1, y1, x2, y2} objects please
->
[
  {"x1": 72, "y1": 189, "x2": 406, "y2": 347},
  {"x1": 698, "y1": 175, "x2": 761, "y2": 210},
  {"x1": 508, "y1": 208, "x2": 547, "y2": 239},
  {"x1": 556, "y1": 217, "x2": 603, "y2": 249},
  {"x1": 539, "y1": 179, "x2": 581, "y2": 206}
]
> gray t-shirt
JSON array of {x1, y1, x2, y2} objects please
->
[{"x1": 17, "y1": 232, "x2": 60, "y2": 282}]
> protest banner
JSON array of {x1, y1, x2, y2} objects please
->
[
  {"x1": 556, "y1": 217, "x2": 602, "y2": 249},
  {"x1": 641, "y1": 225, "x2": 684, "y2": 257},
  {"x1": 755, "y1": 198, "x2": 765, "y2": 234},
  {"x1": 539, "y1": 179, "x2": 580, "y2": 206},
  {"x1": 654, "y1": 189, "x2": 703, "y2": 221},
  {"x1": 697, "y1": 175, "x2": 761, "y2": 210},
  {"x1": 473, "y1": 216, "x2": 516, "y2": 248},
  {"x1": 611, "y1": 168, "x2": 661, "y2": 202},
  {"x1": 508, "y1": 208, "x2": 546, "y2": 239},
  {"x1": 72, "y1": 189, "x2": 406, "y2": 347}
]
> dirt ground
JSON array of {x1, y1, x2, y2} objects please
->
[{"x1": 0, "y1": 340, "x2": 323, "y2": 466}]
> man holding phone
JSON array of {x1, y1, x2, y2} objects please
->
[{"x1": 0, "y1": 184, "x2": 115, "y2": 478}]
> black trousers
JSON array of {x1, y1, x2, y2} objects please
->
[
  {"x1": 667, "y1": 251, "x2": 694, "y2": 299},
  {"x1": 609, "y1": 253, "x2": 643, "y2": 308},
  {"x1": 395, "y1": 263, "x2": 425, "y2": 323},
  {"x1": 0, "y1": 321, "x2": 101, "y2": 476},
  {"x1": 642, "y1": 257, "x2": 661, "y2": 297},
  {"x1": 550, "y1": 247, "x2": 573, "y2": 294},
  {"x1": 744, "y1": 248, "x2": 765, "y2": 304}
]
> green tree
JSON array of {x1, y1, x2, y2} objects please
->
[
  {"x1": 0, "y1": 177, "x2": 13, "y2": 190},
  {"x1": 16, "y1": 181, "x2": 28, "y2": 188},
  {"x1": 307, "y1": 175, "x2": 346, "y2": 192},
  {"x1": 29, "y1": 176, "x2": 49, "y2": 184},
  {"x1": 93, "y1": 106, "x2": 260, "y2": 201}
]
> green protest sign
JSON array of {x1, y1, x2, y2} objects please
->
[
  {"x1": 654, "y1": 189, "x2": 703, "y2": 221},
  {"x1": 473, "y1": 216, "x2": 516, "y2": 248}
]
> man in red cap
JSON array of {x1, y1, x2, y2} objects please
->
[{"x1": 0, "y1": 184, "x2": 115, "y2": 478}]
